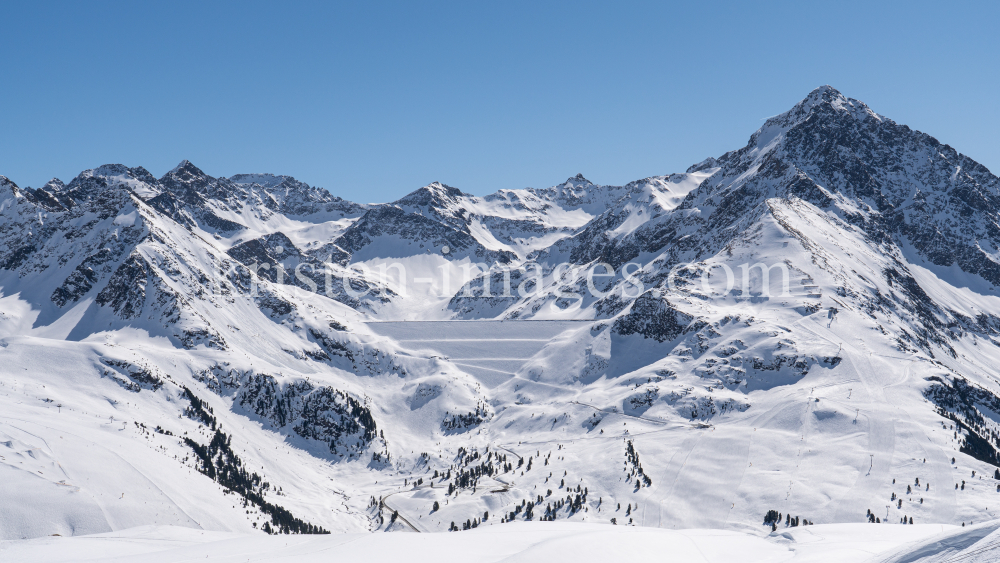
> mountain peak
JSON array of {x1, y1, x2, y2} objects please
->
[
  {"x1": 0, "y1": 175, "x2": 18, "y2": 192},
  {"x1": 785, "y1": 85, "x2": 877, "y2": 124},
  {"x1": 396, "y1": 182, "x2": 465, "y2": 205},
  {"x1": 686, "y1": 157, "x2": 719, "y2": 174},
  {"x1": 41, "y1": 178, "x2": 66, "y2": 193},
  {"x1": 161, "y1": 160, "x2": 212, "y2": 187},
  {"x1": 425, "y1": 181, "x2": 455, "y2": 191},
  {"x1": 62, "y1": 164, "x2": 161, "y2": 199},
  {"x1": 168, "y1": 159, "x2": 197, "y2": 174},
  {"x1": 802, "y1": 84, "x2": 844, "y2": 104},
  {"x1": 746, "y1": 86, "x2": 880, "y2": 154}
]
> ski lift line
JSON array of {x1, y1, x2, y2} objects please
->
[
  {"x1": 789, "y1": 319, "x2": 909, "y2": 517},
  {"x1": 834, "y1": 348, "x2": 900, "y2": 520},
  {"x1": 569, "y1": 401, "x2": 675, "y2": 427},
  {"x1": 650, "y1": 432, "x2": 705, "y2": 528},
  {"x1": 498, "y1": 425, "x2": 680, "y2": 458},
  {"x1": 879, "y1": 359, "x2": 958, "y2": 521},
  {"x1": 502, "y1": 376, "x2": 594, "y2": 397}
]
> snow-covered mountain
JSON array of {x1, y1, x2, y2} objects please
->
[{"x1": 4, "y1": 86, "x2": 1000, "y2": 544}]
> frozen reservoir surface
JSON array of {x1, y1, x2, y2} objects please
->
[{"x1": 367, "y1": 320, "x2": 590, "y2": 387}]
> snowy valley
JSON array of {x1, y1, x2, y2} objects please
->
[{"x1": 4, "y1": 86, "x2": 1000, "y2": 561}]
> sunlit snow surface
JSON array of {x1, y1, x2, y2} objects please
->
[
  {"x1": 6, "y1": 86, "x2": 1000, "y2": 554},
  {"x1": 7, "y1": 521, "x2": 1000, "y2": 563},
  {"x1": 367, "y1": 320, "x2": 589, "y2": 387}
]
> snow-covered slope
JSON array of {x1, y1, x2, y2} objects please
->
[
  {"x1": 4, "y1": 86, "x2": 1000, "y2": 546},
  {"x1": 1, "y1": 521, "x2": 982, "y2": 562}
]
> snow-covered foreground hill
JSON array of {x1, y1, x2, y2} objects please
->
[
  {"x1": 6, "y1": 521, "x2": 999, "y2": 563},
  {"x1": 5, "y1": 86, "x2": 1000, "y2": 551}
]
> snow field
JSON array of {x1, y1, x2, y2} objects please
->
[
  {"x1": 369, "y1": 320, "x2": 589, "y2": 387},
  {"x1": 0, "y1": 521, "x2": 981, "y2": 563},
  {"x1": 6, "y1": 86, "x2": 1000, "y2": 554}
]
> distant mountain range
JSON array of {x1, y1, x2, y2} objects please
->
[{"x1": 3, "y1": 86, "x2": 1000, "y2": 540}]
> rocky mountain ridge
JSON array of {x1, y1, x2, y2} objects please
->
[{"x1": 4, "y1": 86, "x2": 1000, "y2": 540}]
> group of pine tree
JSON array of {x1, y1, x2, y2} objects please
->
[
  {"x1": 181, "y1": 387, "x2": 328, "y2": 534},
  {"x1": 763, "y1": 510, "x2": 812, "y2": 531}
]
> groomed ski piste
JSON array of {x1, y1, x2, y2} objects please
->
[{"x1": 5, "y1": 86, "x2": 1000, "y2": 561}]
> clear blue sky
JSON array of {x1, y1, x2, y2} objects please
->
[{"x1": 2, "y1": 1, "x2": 997, "y2": 203}]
